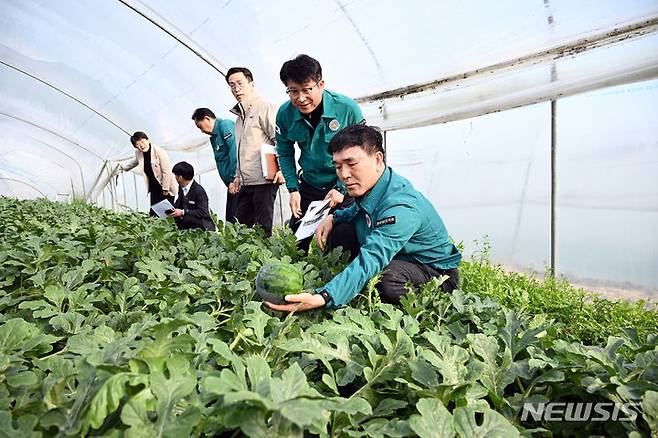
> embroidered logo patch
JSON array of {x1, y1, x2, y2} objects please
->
[
  {"x1": 375, "y1": 216, "x2": 396, "y2": 227},
  {"x1": 328, "y1": 119, "x2": 340, "y2": 131},
  {"x1": 275, "y1": 125, "x2": 281, "y2": 135},
  {"x1": 365, "y1": 214, "x2": 372, "y2": 228}
]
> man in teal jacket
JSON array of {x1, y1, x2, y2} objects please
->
[
  {"x1": 266, "y1": 124, "x2": 462, "y2": 312},
  {"x1": 192, "y1": 108, "x2": 238, "y2": 223},
  {"x1": 275, "y1": 54, "x2": 365, "y2": 251}
]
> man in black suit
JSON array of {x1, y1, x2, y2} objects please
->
[{"x1": 169, "y1": 161, "x2": 216, "y2": 231}]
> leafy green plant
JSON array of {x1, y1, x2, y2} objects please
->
[
  {"x1": 460, "y1": 238, "x2": 657, "y2": 345},
  {"x1": 0, "y1": 197, "x2": 656, "y2": 437}
]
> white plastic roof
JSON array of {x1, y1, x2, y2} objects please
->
[{"x1": 1, "y1": 0, "x2": 657, "y2": 201}]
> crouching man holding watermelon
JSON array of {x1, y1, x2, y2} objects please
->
[{"x1": 266, "y1": 124, "x2": 462, "y2": 312}]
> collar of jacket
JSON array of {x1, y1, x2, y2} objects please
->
[
  {"x1": 180, "y1": 180, "x2": 194, "y2": 192},
  {"x1": 137, "y1": 144, "x2": 158, "y2": 158},
  {"x1": 290, "y1": 89, "x2": 341, "y2": 124},
  {"x1": 356, "y1": 166, "x2": 392, "y2": 217},
  {"x1": 229, "y1": 91, "x2": 261, "y2": 118},
  {"x1": 211, "y1": 118, "x2": 222, "y2": 136}
]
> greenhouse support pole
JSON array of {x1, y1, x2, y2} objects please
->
[
  {"x1": 120, "y1": 171, "x2": 125, "y2": 208},
  {"x1": 546, "y1": 0, "x2": 557, "y2": 278},
  {"x1": 133, "y1": 173, "x2": 139, "y2": 210},
  {"x1": 109, "y1": 173, "x2": 118, "y2": 212},
  {"x1": 278, "y1": 188, "x2": 284, "y2": 226},
  {"x1": 550, "y1": 100, "x2": 556, "y2": 276}
]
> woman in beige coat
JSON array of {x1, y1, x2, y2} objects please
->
[{"x1": 121, "y1": 131, "x2": 177, "y2": 216}]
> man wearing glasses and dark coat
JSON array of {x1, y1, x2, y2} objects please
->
[{"x1": 275, "y1": 54, "x2": 365, "y2": 253}]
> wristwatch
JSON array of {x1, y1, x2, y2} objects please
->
[{"x1": 317, "y1": 289, "x2": 332, "y2": 305}]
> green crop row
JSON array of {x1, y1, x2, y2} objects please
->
[
  {"x1": 0, "y1": 197, "x2": 656, "y2": 437},
  {"x1": 459, "y1": 240, "x2": 657, "y2": 346}
]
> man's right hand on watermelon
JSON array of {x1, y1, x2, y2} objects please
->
[{"x1": 264, "y1": 292, "x2": 325, "y2": 312}]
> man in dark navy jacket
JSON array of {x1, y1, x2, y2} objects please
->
[{"x1": 169, "y1": 161, "x2": 216, "y2": 231}]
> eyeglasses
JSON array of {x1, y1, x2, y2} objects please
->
[
  {"x1": 286, "y1": 82, "x2": 321, "y2": 98},
  {"x1": 228, "y1": 80, "x2": 251, "y2": 90}
]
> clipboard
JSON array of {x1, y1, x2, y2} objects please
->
[
  {"x1": 261, "y1": 144, "x2": 280, "y2": 180},
  {"x1": 151, "y1": 199, "x2": 175, "y2": 219}
]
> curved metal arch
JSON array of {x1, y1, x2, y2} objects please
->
[
  {"x1": 1, "y1": 122, "x2": 89, "y2": 176},
  {"x1": 117, "y1": 0, "x2": 228, "y2": 77},
  {"x1": 0, "y1": 112, "x2": 115, "y2": 161},
  {"x1": 160, "y1": 138, "x2": 209, "y2": 152},
  {"x1": 0, "y1": 164, "x2": 60, "y2": 197},
  {"x1": 0, "y1": 177, "x2": 47, "y2": 197},
  {"x1": 1, "y1": 55, "x2": 210, "y2": 159},
  {"x1": 334, "y1": 0, "x2": 383, "y2": 76},
  {"x1": 23, "y1": 137, "x2": 87, "y2": 197},
  {"x1": 2, "y1": 1, "x2": 229, "y2": 160},
  {"x1": 0, "y1": 60, "x2": 130, "y2": 135}
]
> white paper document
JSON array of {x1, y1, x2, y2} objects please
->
[
  {"x1": 294, "y1": 199, "x2": 332, "y2": 241},
  {"x1": 151, "y1": 199, "x2": 175, "y2": 219}
]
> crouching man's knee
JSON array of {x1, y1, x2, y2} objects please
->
[
  {"x1": 375, "y1": 260, "x2": 459, "y2": 304},
  {"x1": 375, "y1": 267, "x2": 407, "y2": 304}
]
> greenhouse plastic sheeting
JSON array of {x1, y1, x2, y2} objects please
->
[
  {"x1": 386, "y1": 79, "x2": 658, "y2": 293},
  {"x1": 1, "y1": 0, "x2": 657, "y2": 201},
  {"x1": 0, "y1": 1, "x2": 657, "y2": 292}
]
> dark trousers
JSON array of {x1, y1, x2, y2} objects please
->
[
  {"x1": 326, "y1": 223, "x2": 360, "y2": 259},
  {"x1": 375, "y1": 260, "x2": 459, "y2": 304},
  {"x1": 225, "y1": 191, "x2": 238, "y2": 224},
  {"x1": 148, "y1": 191, "x2": 174, "y2": 217},
  {"x1": 290, "y1": 180, "x2": 357, "y2": 254},
  {"x1": 326, "y1": 235, "x2": 459, "y2": 303},
  {"x1": 235, "y1": 184, "x2": 278, "y2": 237}
]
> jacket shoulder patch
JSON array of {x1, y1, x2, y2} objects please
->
[{"x1": 375, "y1": 216, "x2": 396, "y2": 227}]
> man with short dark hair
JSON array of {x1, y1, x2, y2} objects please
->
[
  {"x1": 266, "y1": 125, "x2": 462, "y2": 312},
  {"x1": 170, "y1": 161, "x2": 216, "y2": 231},
  {"x1": 275, "y1": 54, "x2": 364, "y2": 251},
  {"x1": 191, "y1": 107, "x2": 238, "y2": 223},
  {"x1": 226, "y1": 67, "x2": 284, "y2": 237}
]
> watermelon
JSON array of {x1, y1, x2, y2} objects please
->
[{"x1": 255, "y1": 262, "x2": 304, "y2": 304}]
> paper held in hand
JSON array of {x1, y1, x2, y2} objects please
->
[
  {"x1": 261, "y1": 144, "x2": 280, "y2": 180},
  {"x1": 151, "y1": 199, "x2": 175, "y2": 219},
  {"x1": 294, "y1": 199, "x2": 332, "y2": 241}
]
